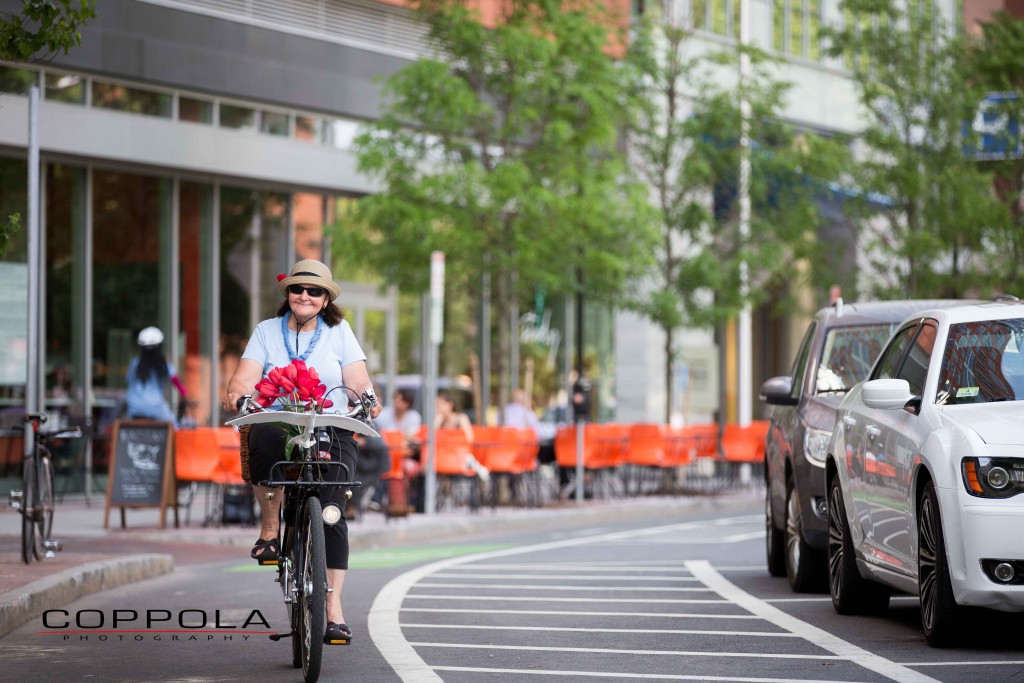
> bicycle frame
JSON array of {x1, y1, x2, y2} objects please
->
[{"x1": 228, "y1": 406, "x2": 373, "y2": 683}]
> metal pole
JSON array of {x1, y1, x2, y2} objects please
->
[
  {"x1": 423, "y1": 252, "x2": 445, "y2": 514},
  {"x1": 738, "y1": 0, "x2": 753, "y2": 483},
  {"x1": 25, "y1": 85, "x2": 41, "y2": 454}
]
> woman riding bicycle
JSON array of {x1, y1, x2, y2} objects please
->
[{"x1": 222, "y1": 259, "x2": 382, "y2": 645}]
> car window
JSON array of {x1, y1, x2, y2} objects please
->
[
  {"x1": 897, "y1": 320, "x2": 937, "y2": 396},
  {"x1": 872, "y1": 323, "x2": 920, "y2": 381},
  {"x1": 936, "y1": 318, "x2": 1024, "y2": 405},
  {"x1": 790, "y1": 320, "x2": 817, "y2": 399},
  {"x1": 815, "y1": 323, "x2": 896, "y2": 394}
]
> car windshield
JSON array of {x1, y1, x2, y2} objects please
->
[
  {"x1": 936, "y1": 318, "x2": 1024, "y2": 405},
  {"x1": 815, "y1": 323, "x2": 895, "y2": 394}
]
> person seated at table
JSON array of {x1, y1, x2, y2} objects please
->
[
  {"x1": 435, "y1": 391, "x2": 488, "y2": 481},
  {"x1": 502, "y1": 388, "x2": 541, "y2": 437},
  {"x1": 375, "y1": 388, "x2": 422, "y2": 443}
]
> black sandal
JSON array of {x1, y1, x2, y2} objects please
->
[
  {"x1": 250, "y1": 538, "x2": 280, "y2": 565},
  {"x1": 323, "y1": 622, "x2": 352, "y2": 645}
]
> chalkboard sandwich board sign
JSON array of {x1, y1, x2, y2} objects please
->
[{"x1": 104, "y1": 420, "x2": 177, "y2": 529}]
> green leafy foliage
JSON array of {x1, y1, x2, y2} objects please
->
[
  {"x1": 821, "y1": 0, "x2": 1007, "y2": 299},
  {"x1": 0, "y1": 211, "x2": 21, "y2": 256},
  {"x1": 0, "y1": 0, "x2": 96, "y2": 61},
  {"x1": 348, "y1": 0, "x2": 655, "y2": 406},
  {"x1": 625, "y1": 10, "x2": 849, "y2": 418},
  {"x1": 969, "y1": 11, "x2": 1024, "y2": 294}
]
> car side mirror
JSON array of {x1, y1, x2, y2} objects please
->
[
  {"x1": 759, "y1": 376, "x2": 797, "y2": 406},
  {"x1": 862, "y1": 378, "x2": 916, "y2": 410}
]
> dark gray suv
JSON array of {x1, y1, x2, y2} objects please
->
[{"x1": 760, "y1": 299, "x2": 968, "y2": 592}]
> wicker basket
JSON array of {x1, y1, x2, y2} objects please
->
[{"x1": 239, "y1": 424, "x2": 252, "y2": 483}]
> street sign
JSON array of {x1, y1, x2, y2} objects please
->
[{"x1": 966, "y1": 93, "x2": 1022, "y2": 161}]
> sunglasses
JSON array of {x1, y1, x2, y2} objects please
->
[{"x1": 287, "y1": 284, "x2": 326, "y2": 298}]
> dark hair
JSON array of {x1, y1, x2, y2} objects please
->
[
  {"x1": 276, "y1": 300, "x2": 344, "y2": 326},
  {"x1": 135, "y1": 347, "x2": 169, "y2": 385},
  {"x1": 394, "y1": 388, "x2": 415, "y2": 406},
  {"x1": 437, "y1": 390, "x2": 457, "y2": 408}
]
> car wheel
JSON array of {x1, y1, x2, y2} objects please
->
[
  {"x1": 827, "y1": 475, "x2": 890, "y2": 615},
  {"x1": 785, "y1": 480, "x2": 824, "y2": 592},
  {"x1": 766, "y1": 488, "x2": 786, "y2": 577},
  {"x1": 918, "y1": 480, "x2": 960, "y2": 647}
]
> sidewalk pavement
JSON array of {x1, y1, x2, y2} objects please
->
[{"x1": 0, "y1": 486, "x2": 760, "y2": 639}]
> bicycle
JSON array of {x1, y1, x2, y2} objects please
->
[
  {"x1": 9, "y1": 413, "x2": 82, "y2": 564},
  {"x1": 227, "y1": 389, "x2": 377, "y2": 683}
]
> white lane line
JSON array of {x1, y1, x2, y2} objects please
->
[
  {"x1": 406, "y1": 594, "x2": 727, "y2": 604},
  {"x1": 401, "y1": 608, "x2": 761, "y2": 620},
  {"x1": 466, "y1": 563, "x2": 695, "y2": 572},
  {"x1": 416, "y1": 582, "x2": 711, "y2": 592},
  {"x1": 368, "y1": 515, "x2": 777, "y2": 683},
  {"x1": 433, "y1": 572, "x2": 700, "y2": 581},
  {"x1": 401, "y1": 623, "x2": 799, "y2": 637},
  {"x1": 634, "y1": 532, "x2": 765, "y2": 544},
  {"x1": 410, "y1": 642, "x2": 842, "y2": 659},
  {"x1": 432, "y1": 667, "x2": 873, "y2": 683},
  {"x1": 686, "y1": 561, "x2": 940, "y2": 683},
  {"x1": 901, "y1": 660, "x2": 1024, "y2": 667}
]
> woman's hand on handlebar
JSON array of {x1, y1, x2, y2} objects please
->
[{"x1": 222, "y1": 392, "x2": 246, "y2": 413}]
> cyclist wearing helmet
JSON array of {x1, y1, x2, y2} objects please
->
[{"x1": 125, "y1": 326, "x2": 186, "y2": 423}]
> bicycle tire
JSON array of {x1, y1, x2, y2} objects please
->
[
  {"x1": 21, "y1": 456, "x2": 37, "y2": 564},
  {"x1": 300, "y1": 496, "x2": 326, "y2": 683},
  {"x1": 38, "y1": 453, "x2": 55, "y2": 546}
]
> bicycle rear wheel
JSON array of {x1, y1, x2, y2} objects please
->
[
  {"x1": 20, "y1": 457, "x2": 37, "y2": 564},
  {"x1": 299, "y1": 496, "x2": 326, "y2": 683}
]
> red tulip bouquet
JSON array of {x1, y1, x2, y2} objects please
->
[{"x1": 253, "y1": 359, "x2": 334, "y2": 459}]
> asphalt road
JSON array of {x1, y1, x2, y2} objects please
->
[{"x1": 3, "y1": 497, "x2": 1024, "y2": 682}]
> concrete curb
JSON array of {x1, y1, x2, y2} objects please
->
[{"x1": 0, "y1": 554, "x2": 174, "y2": 639}]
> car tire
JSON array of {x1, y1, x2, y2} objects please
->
[
  {"x1": 918, "y1": 480, "x2": 960, "y2": 647},
  {"x1": 785, "y1": 479, "x2": 824, "y2": 592},
  {"x1": 766, "y1": 489, "x2": 786, "y2": 578},
  {"x1": 827, "y1": 475, "x2": 890, "y2": 615}
]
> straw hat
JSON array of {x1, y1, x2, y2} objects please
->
[{"x1": 277, "y1": 259, "x2": 341, "y2": 302}]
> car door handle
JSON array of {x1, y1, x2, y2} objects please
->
[
  {"x1": 842, "y1": 416, "x2": 856, "y2": 431},
  {"x1": 865, "y1": 425, "x2": 880, "y2": 439}
]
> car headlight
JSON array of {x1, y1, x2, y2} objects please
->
[
  {"x1": 803, "y1": 427, "x2": 832, "y2": 465},
  {"x1": 962, "y1": 457, "x2": 1024, "y2": 498}
]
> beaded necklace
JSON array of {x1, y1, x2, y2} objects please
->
[{"x1": 281, "y1": 311, "x2": 324, "y2": 362}]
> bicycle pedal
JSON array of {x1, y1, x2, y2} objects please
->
[
  {"x1": 323, "y1": 635, "x2": 351, "y2": 646},
  {"x1": 42, "y1": 539, "x2": 62, "y2": 552},
  {"x1": 258, "y1": 559, "x2": 280, "y2": 566},
  {"x1": 9, "y1": 490, "x2": 23, "y2": 511}
]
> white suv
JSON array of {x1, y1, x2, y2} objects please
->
[{"x1": 827, "y1": 300, "x2": 1024, "y2": 646}]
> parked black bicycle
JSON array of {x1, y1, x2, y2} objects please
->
[
  {"x1": 228, "y1": 390, "x2": 377, "y2": 683},
  {"x1": 9, "y1": 413, "x2": 82, "y2": 564}
]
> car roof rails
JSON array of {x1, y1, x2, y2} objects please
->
[
  {"x1": 991, "y1": 294, "x2": 1020, "y2": 302},
  {"x1": 832, "y1": 297, "x2": 844, "y2": 318}
]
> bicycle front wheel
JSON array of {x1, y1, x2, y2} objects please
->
[
  {"x1": 299, "y1": 496, "x2": 326, "y2": 683},
  {"x1": 20, "y1": 457, "x2": 38, "y2": 564},
  {"x1": 38, "y1": 455, "x2": 55, "y2": 544}
]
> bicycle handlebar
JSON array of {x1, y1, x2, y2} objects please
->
[{"x1": 226, "y1": 410, "x2": 379, "y2": 438}]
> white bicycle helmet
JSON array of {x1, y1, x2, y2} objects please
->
[{"x1": 137, "y1": 326, "x2": 164, "y2": 347}]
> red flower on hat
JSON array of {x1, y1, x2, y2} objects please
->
[{"x1": 276, "y1": 273, "x2": 287, "y2": 282}]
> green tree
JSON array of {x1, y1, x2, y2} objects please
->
[
  {"x1": 626, "y1": 10, "x2": 848, "y2": 421},
  {"x1": 970, "y1": 11, "x2": 1024, "y2": 293},
  {"x1": 1, "y1": 0, "x2": 95, "y2": 61},
  {"x1": 0, "y1": 1, "x2": 96, "y2": 254},
  {"x1": 349, "y1": 0, "x2": 654, "y2": 414},
  {"x1": 822, "y1": 0, "x2": 1005, "y2": 299}
]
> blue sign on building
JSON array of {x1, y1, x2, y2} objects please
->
[{"x1": 966, "y1": 93, "x2": 1022, "y2": 161}]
